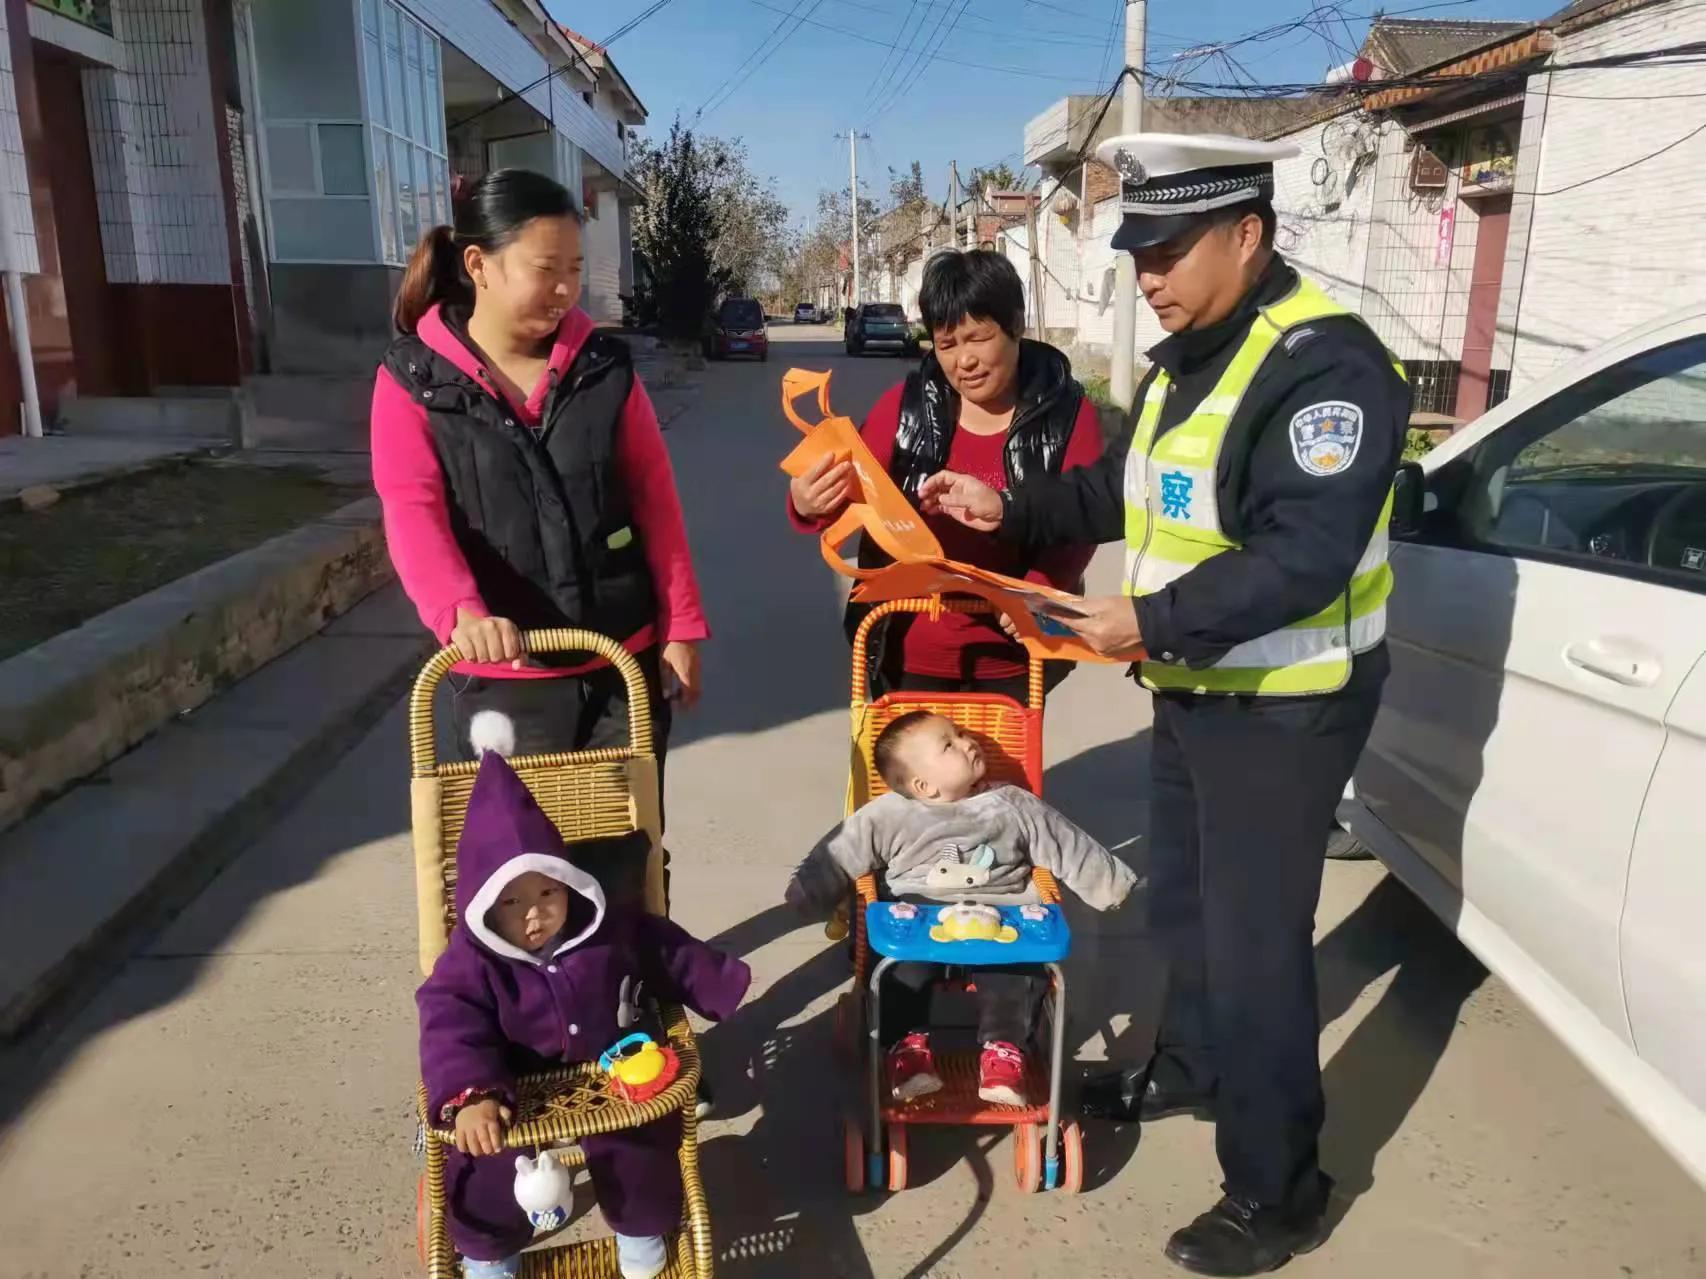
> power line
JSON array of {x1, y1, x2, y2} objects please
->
[
  {"x1": 864, "y1": 0, "x2": 928, "y2": 103},
  {"x1": 867, "y1": 0, "x2": 968, "y2": 125},
  {"x1": 695, "y1": 0, "x2": 829, "y2": 122},
  {"x1": 888, "y1": 0, "x2": 974, "y2": 108},
  {"x1": 446, "y1": 0, "x2": 687, "y2": 135}
]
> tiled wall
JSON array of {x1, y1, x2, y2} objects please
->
[
  {"x1": 1272, "y1": 114, "x2": 1382, "y2": 314},
  {"x1": 84, "y1": 0, "x2": 232, "y2": 286},
  {"x1": 0, "y1": 2, "x2": 38, "y2": 274},
  {"x1": 1510, "y1": 0, "x2": 1706, "y2": 389}
]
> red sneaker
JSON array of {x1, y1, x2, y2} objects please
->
[
  {"x1": 887, "y1": 1032, "x2": 943, "y2": 1102},
  {"x1": 978, "y1": 1040, "x2": 1028, "y2": 1107}
]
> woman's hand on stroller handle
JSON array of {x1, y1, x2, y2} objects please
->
[{"x1": 451, "y1": 608, "x2": 526, "y2": 669}]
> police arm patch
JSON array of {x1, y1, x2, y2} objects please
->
[{"x1": 1288, "y1": 401, "x2": 1364, "y2": 477}]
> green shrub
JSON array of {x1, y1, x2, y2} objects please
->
[{"x1": 1402, "y1": 428, "x2": 1437, "y2": 462}]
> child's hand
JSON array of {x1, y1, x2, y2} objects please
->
[{"x1": 453, "y1": 1097, "x2": 512, "y2": 1157}]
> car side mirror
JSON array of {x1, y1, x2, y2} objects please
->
[{"x1": 1391, "y1": 461, "x2": 1427, "y2": 539}]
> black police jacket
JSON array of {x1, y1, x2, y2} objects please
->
[
  {"x1": 382, "y1": 312, "x2": 657, "y2": 651},
  {"x1": 1001, "y1": 256, "x2": 1412, "y2": 669}
]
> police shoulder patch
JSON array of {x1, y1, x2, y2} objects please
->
[{"x1": 1288, "y1": 401, "x2": 1364, "y2": 477}]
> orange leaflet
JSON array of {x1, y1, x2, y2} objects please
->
[{"x1": 779, "y1": 367, "x2": 1140, "y2": 665}]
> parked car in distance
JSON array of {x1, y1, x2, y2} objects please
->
[
  {"x1": 1336, "y1": 301, "x2": 1706, "y2": 1189},
  {"x1": 846, "y1": 303, "x2": 916, "y2": 357},
  {"x1": 794, "y1": 302, "x2": 818, "y2": 324},
  {"x1": 705, "y1": 297, "x2": 768, "y2": 361}
]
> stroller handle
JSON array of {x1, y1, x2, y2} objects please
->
[
  {"x1": 408, "y1": 628, "x2": 655, "y2": 778},
  {"x1": 851, "y1": 598, "x2": 1045, "y2": 710}
]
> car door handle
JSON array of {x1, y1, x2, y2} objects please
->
[{"x1": 1563, "y1": 640, "x2": 1660, "y2": 688}]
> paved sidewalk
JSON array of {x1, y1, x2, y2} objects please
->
[{"x1": 0, "y1": 434, "x2": 215, "y2": 503}]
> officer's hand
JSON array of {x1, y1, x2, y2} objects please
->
[
  {"x1": 919, "y1": 471, "x2": 1002, "y2": 531},
  {"x1": 451, "y1": 608, "x2": 525, "y2": 669},
  {"x1": 1052, "y1": 595, "x2": 1144, "y2": 658}
]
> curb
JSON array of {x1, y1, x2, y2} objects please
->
[
  {"x1": 0, "y1": 593, "x2": 429, "y2": 1041},
  {"x1": 0, "y1": 496, "x2": 393, "y2": 834}
]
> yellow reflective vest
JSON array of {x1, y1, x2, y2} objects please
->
[{"x1": 1123, "y1": 276, "x2": 1407, "y2": 696}]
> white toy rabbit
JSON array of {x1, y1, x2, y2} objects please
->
[{"x1": 513, "y1": 1150, "x2": 575, "y2": 1231}]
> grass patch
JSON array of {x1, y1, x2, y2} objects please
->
[
  {"x1": 1082, "y1": 373, "x2": 1114, "y2": 408},
  {"x1": 0, "y1": 460, "x2": 367, "y2": 662}
]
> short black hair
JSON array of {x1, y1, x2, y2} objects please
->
[
  {"x1": 1212, "y1": 198, "x2": 1277, "y2": 250},
  {"x1": 919, "y1": 249, "x2": 1025, "y2": 339},
  {"x1": 872, "y1": 710, "x2": 940, "y2": 792}
]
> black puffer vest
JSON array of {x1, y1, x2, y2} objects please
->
[
  {"x1": 844, "y1": 338, "x2": 1087, "y2": 650},
  {"x1": 383, "y1": 315, "x2": 656, "y2": 652}
]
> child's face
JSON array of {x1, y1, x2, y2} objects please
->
[
  {"x1": 487, "y1": 870, "x2": 569, "y2": 953},
  {"x1": 897, "y1": 716, "x2": 987, "y2": 803}
]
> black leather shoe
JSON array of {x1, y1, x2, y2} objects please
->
[
  {"x1": 1163, "y1": 1186, "x2": 1331, "y2": 1276},
  {"x1": 1080, "y1": 1066, "x2": 1214, "y2": 1122}
]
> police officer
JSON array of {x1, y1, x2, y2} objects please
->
[{"x1": 920, "y1": 132, "x2": 1410, "y2": 1275}]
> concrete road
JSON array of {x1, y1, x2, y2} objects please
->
[{"x1": 0, "y1": 328, "x2": 1701, "y2": 1278}]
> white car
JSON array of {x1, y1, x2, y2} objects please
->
[{"x1": 1339, "y1": 303, "x2": 1706, "y2": 1188}]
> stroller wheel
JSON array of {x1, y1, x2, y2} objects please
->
[
  {"x1": 1013, "y1": 1122, "x2": 1042, "y2": 1194},
  {"x1": 885, "y1": 1121, "x2": 909, "y2": 1192},
  {"x1": 1060, "y1": 1120, "x2": 1085, "y2": 1194},
  {"x1": 842, "y1": 1115, "x2": 866, "y2": 1193}
]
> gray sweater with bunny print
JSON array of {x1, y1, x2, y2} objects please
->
[{"x1": 785, "y1": 785, "x2": 1136, "y2": 916}]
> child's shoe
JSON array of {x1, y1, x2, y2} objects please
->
[
  {"x1": 887, "y1": 1031, "x2": 943, "y2": 1102},
  {"x1": 462, "y1": 1257, "x2": 520, "y2": 1279},
  {"x1": 617, "y1": 1232, "x2": 669, "y2": 1279},
  {"x1": 977, "y1": 1040, "x2": 1028, "y2": 1107}
]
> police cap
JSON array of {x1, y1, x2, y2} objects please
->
[{"x1": 1096, "y1": 132, "x2": 1301, "y2": 252}]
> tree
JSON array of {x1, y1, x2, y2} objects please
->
[
  {"x1": 630, "y1": 121, "x2": 725, "y2": 338},
  {"x1": 969, "y1": 162, "x2": 1023, "y2": 193},
  {"x1": 889, "y1": 159, "x2": 926, "y2": 211},
  {"x1": 700, "y1": 135, "x2": 790, "y2": 297}
]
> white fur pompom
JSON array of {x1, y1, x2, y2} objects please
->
[{"x1": 468, "y1": 709, "x2": 517, "y2": 759}]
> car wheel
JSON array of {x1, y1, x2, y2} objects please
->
[{"x1": 1326, "y1": 824, "x2": 1373, "y2": 861}]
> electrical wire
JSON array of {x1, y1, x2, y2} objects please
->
[
  {"x1": 863, "y1": 0, "x2": 928, "y2": 104},
  {"x1": 696, "y1": 0, "x2": 830, "y2": 122}
]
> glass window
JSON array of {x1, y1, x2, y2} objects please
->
[
  {"x1": 394, "y1": 135, "x2": 417, "y2": 251},
  {"x1": 373, "y1": 128, "x2": 397, "y2": 262},
  {"x1": 363, "y1": 30, "x2": 385, "y2": 127},
  {"x1": 403, "y1": 18, "x2": 424, "y2": 146},
  {"x1": 430, "y1": 164, "x2": 446, "y2": 228},
  {"x1": 318, "y1": 124, "x2": 367, "y2": 196},
  {"x1": 265, "y1": 123, "x2": 316, "y2": 193},
  {"x1": 413, "y1": 146, "x2": 433, "y2": 238},
  {"x1": 1453, "y1": 334, "x2": 1706, "y2": 588},
  {"x1": 360, "y1": 0, "x2": 379, "y2": 36},
  {"x1": 270, "y1": 197, "x2": 376, "y2": 260},
  {"x1": 425, "y1": 38, "x2": 443, "y2": 153},
  {"x1": 383, "y1": 6, "x2": 406, "y2": 141}
]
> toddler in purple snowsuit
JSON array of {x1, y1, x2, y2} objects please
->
[{"x1": 419, "y1": 752, "x2": 751, "y2": 1278}]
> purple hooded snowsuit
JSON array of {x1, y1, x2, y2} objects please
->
[{"x1": 418, "y1": 753, "x2": 751, "y2": 1261}]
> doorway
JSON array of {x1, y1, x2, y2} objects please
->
[{"x1": 1455, "y1": 194, "x2": 1512, "y2": 421}]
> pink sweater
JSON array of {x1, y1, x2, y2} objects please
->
[{"x1": 370, "y1": 304, "x2": 709, "y2": 678}]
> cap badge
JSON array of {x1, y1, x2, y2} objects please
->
[{"x1": 1114, "y1": 148, "x2": 1147, "y2": 184}]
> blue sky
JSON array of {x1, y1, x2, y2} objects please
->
[{"x1": 545, "y1": 0, "x2": 1559, "y2": 222}]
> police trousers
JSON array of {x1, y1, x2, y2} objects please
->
[{"x1": 1144, "y1": 644, "x2": 1387, "y2": 1210}]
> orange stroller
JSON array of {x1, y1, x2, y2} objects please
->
[{"x1": 834, "y1": 599, "x2": 1084, "y2": 1196}]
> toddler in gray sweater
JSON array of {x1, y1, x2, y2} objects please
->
[{"x1": 787, "y1": 711, "x2": 1136, "y2": 1107}]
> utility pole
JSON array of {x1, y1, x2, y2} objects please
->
[
  {"x1": 1026, "y1": 195, "x2": 1046, "y2": 339},
  {"x1": 949, "y1": 160, "x2": 960, "y2": 250},
  {"x1": 837, "y1": 129, "x2": 869, "y2": 306},
  {"x1": 1110, "y1": 0, "x2": 1146, "y2": 411}
]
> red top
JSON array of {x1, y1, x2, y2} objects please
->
[
  {"x1": 371, "y1": 304, "x2": 709, "y2": 678},
  {"x1": 790, "y1": 383, "x2": 1103, "y2": 682}
]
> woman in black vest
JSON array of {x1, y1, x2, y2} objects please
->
[
  {"x1": 372, "y1": 169, "x2": 707, "y2": 794},
  {"x1": 787, "y1": 250, "x2": 1102, "y2": 697}
]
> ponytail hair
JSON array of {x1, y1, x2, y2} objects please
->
[{"x1": 392, "y1": 167, "x2": 583, "y2": 334}]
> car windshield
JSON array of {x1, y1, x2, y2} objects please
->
[
  {"x1": 720, "y1": 300, "x2": 764, "y2": 326},
  {"x1": 865, "y1": 305, "x2": 905, "y2": 319}
]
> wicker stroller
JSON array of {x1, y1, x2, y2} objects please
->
[
  {"x1": 834, "y1": 599, "x2": 1084, "y2": 1195},
  {"x1": 409, "y1": 629, "x2": 712, "y2": 1278}
]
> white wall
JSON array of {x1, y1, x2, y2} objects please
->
[
  {"x1": 0, "y1": 2, "x2": 37, "y2": 274},
  {"x1": 84, "y1": 0, "x2": 233, "y2": 286},
  {"x1": 581, "y1": 186, "x2": 622, "y2": 324},
  {"x1": 1272, "y1": 113, "x2": 1380, "y2": 312},
  {"x1": 1510, "y1": 0, "x2": 1706, "y2": 388}
]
